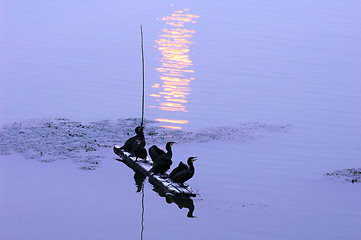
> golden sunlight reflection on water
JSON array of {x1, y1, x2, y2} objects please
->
[{"x1": 150, "y1": 8, "x2": 199, "y2": 129}]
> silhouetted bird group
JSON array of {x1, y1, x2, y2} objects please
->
[{"x1": 117, "y1": 126, "x2": 197, "y2": 186}]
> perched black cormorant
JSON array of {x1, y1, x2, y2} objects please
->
[
  {"x1": 169, "y1": 161, "x2": 188, "y2": 179},
  {"x1": 149, "y1": 142, "x2": 175, "y2": 174},
  {"x1": 118, "y1": 126, "x2": 145, "y2": 152},
  {"x1": 148, "y1": 145, "x2": 165, "y2": 164},
  {"x1": 171, "y1": 157, "x2": 197, "y2": 187},
  {"x1": 148, "y1": 142, "x2": 174, "y2": 164},
  {"x1": 132, "y1": 139, "x2": 147, "y2": 161}
]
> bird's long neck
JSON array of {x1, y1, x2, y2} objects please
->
[
  {"x1": 188, "y1": 160, "x2": 194, "y2": 172},
  {"x1": 166, "y1": 145, "x2": 172, "y2": 158}
]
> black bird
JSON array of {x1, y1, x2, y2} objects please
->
[
  {"x1": 132, "y1": 139, "x2": 148, "y2": 161},
  {"x1": 119, "y1": 126, "x2": 145, "y2": 152},
  {"x1": 148, "y1": 142, "x2": 174, "y2": 164},
  {"x1": 169, "y1": 161, "x2": 188, "y2": 179},
  {"x1": 149, "y1": 142, "x2": 175, "y2": 174},
  {"x1": 171, "y1": 157, "x2": 197, "y2": 187},
  {"x1": 148, "y1": 145, "x2": 165, "y2": 164}
]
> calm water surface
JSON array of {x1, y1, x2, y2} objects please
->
[
  {"x1": 1, "y1": 1, "x2": 361, "y2": 239},
  {"x1": 1, "y1": 1, "x2": 360, "y2": 131}
]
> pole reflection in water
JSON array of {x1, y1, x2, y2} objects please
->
[
  {"x1": 119, "y1": 158, "x2": 196, "y2": 239},
  {"x1": 141, "y1": 183, "x2": 145, "y2": 240},
  {"x1": 150, "y1": 9, "x2": 199, "y2": 130},
  {"x1": 134, "y1": 172, "x2": 146, "y2": 240}
]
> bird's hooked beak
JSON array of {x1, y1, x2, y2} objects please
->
[
  {"x1": 192, "y1": 157, "x2": 198, "y2": 162},
  {"x1": 170, "y1": 142, "x2": 175, "y2": 146}
]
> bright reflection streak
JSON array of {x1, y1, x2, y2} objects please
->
[
  {"x1": 151, "y1": 8, "x2": 199, "y2": 129},
  {"x1": 160, "y1": 125, "x2": 182, "y2": 130},
  {"x1": 156, "y1": 119, "x2": 189, "y2": 124}
]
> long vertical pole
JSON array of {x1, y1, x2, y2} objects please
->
[{"x1": 140, "y1": 25, "x2": 145, "y2": 127}]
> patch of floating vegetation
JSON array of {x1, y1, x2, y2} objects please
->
[
  {"x1": 325, "y1": 168, "x2": 361, "y2": 183},
  {"x1": 0, "y1": 118, "x2": 289, "y2": 170}
]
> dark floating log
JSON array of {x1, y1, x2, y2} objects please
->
[{"x1": 114, "y1": 145, "x2": 197, "y2": 197}]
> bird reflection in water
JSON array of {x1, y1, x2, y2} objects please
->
[
  {"x1": 134, "y1": 172, "x2": 146, "y2": 192},
  {"x1": 117, "y1": 157, "x2": 196, "y2": 239},
  {"x1": 149, "y1": 177, "x2": 196, "y2": 218},
  {"x1": 133, "y1": 171, "x2": 196, "y2": 218},
  {"x1": 150, "y1": 9, "x2": 199, "y2": 130}
]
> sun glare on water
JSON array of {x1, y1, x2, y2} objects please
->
[{"x1": 150, "y1": 8, "x2": 199, "y2": 129}]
